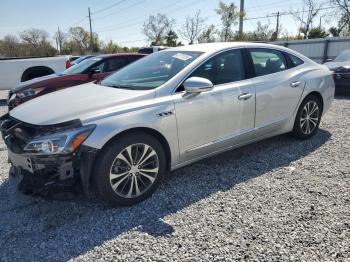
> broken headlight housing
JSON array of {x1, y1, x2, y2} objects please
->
[
  {"x1": 23, "y1": 125, "x2": 96, "y2": 155},
  {"x1": 16, "y1": 87, "x2": 45, "y2": 99}
]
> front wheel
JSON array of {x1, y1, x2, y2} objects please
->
[
  {"x1": 93, "y1": 132, "x2": 166, "y2": 206},
  {"x1": 292, "y1": 95, "x2": 322, "y2": 139}
]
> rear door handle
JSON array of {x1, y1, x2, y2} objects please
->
[
  {"x1": 238, "y1": 93, "x2": 253, "y2": 100},
  {"x1": 290, "y1": 81, "x2": 301, "y2": 88}
]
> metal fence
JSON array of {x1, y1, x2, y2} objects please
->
[{"x1": 272, "y1": 36, "x2": 350, "y2": 64}]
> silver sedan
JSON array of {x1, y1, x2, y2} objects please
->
[{"x1": 2, "y1": 42, "x2": 335, "y2": 206}]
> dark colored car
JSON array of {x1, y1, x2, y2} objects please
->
[
  {"x1": 138, "y1": 46, "x2": 169, "y2": 54},
  {"x1": 8, "y1": 53, "x2": 146, "y2": 109},
  {"x1": 324, "y1": 49, "x2": 350, "y2": 95},
  {"x1": 332, "y1": 66, "x2": 350, "y2": 95}
]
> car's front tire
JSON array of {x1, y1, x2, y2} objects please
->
[
  {"x1": 292, "y1": 94, "x2": 322, "y2": 139},
  {"x1": 93, "y1": 132, "x2": 166, "y2": 206}
]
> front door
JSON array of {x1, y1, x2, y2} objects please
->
[{"x1": 173, "y1": 49, "x2": 256, "y2": 162}]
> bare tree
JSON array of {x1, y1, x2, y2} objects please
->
[
  {"x1": 331, "y1": 0, "x2": 350, "y2": 17},
  {"x1": 330, "y1": 0, "x2": 350, "y2": 35},
  {"x1": 180, "y1": 10, "x2": 206, "y2": 44},
  {"x1": 290, "y1": 0, "x2": 325, "y2": 39},
  {"x1": 68, "y1": 27, "x2": 90, "y2": 54},
  {"x1": 53, "y1": 30, "x2": 67, "y2": 54},
  {"x1": 216, "y1": 1, "x2": 239, "y2": 41},
  {"x1": 20, "y1": 28, "x2": 50, "y2": 55},
  {"x1": 142, "y1": 13, "x2": 174, "y2": 45}
]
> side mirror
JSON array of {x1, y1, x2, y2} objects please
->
[{"x1": 183, "y1": 77, "x2": 214, "y2": 94}]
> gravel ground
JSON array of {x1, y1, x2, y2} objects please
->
[{"x1": 0, "y1": 93, "x2": 349, "y2": 261}]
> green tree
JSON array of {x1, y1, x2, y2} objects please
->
[
  {"x1": 215, "y1": 1, "x2": 239, "y2": 41},
  {"x1": 198, "y1": 25, "x2": 218, "y2": 43},
  {"x1": 165, "y1": 30, "x2": 180, "y2": 47},
  {"x1": 308, "y1": 28, "x2": 329, "y2": 38}
]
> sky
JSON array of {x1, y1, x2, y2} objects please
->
[{"x1": 0, "y1": 0, "x2": 333, "y2": 47}]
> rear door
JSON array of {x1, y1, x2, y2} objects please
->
[
  {"x1": 247, "y1": 48, "x2": 305, "y2": 135},
  {"x1": 173, "y1": 49, "x2": 256, "y2": 162}
]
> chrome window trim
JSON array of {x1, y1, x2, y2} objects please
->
[{"x1": 172, "y1": 46, "x2": 306, "y2": 94}]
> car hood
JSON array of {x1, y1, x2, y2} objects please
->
[
  {"x1": 13, "y1": 74, "x2": 61, "y2": 91},
  {"x1": 324, "y1": 61, "x2": 348, "y2": 70},
  {"x1": 10, "y1": 82, "x2": 155, "y2": 125}
]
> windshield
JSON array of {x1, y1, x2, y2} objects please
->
[
  {"x1": 101, "y1": 51, "x2": 203, "y2": 90},
  {"x1": 72, "y1": 55, "x2": 94, "y2": 65},
  {"x1": 334, "y1": 50, "x2": 350, "y2": 62},
  {"x1": 63, "y1": 57, "x2": 102, "y2": 75}
]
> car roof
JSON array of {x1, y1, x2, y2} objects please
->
[
  {"x1": 166, "y1": 42, "x2": 313, "y2": 63},
  {"x1": 168, "y1": 42, "x2": 292, "y2": 53},
  {"x1": 96, "y1": 53, "x2": 146, "y2": 58}
]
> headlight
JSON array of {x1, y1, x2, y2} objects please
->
[
  {"x1": 16, "y1": 87, "x2": 45, "y2": 99},
  {"x1": 24, "y1": 125, "x2": 95, "y2": 155}
]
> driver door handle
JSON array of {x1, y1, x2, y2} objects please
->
[
  {"x1": 238, "y1": 93, "x2": 253, "y2": 100},
  {"x1": 290, "y1": 81, "x2": 301, "y2": 88}
]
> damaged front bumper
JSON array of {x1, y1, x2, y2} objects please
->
[{"x1": 0, "y1": 114, "x2": 98, "y2": 197}]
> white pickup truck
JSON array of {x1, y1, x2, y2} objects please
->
[{"x1": 0, "y1": 56, "x2": 70, "y2": 90}]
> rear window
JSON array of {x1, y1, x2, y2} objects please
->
[
  {"x1": 249, "y1": 49, "x2": 287, "y2": 76},
  {"x1": 288, "y1": 54, "x2": 304, "y2": 67}
]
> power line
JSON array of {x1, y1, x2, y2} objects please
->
[
  {"x1": 244, "y1": 5, "x2": 339, "y2": 21},
  {"x1": 94, "y1": 0, "x2": 187, "y2": 31},
  {"x1": 95, "y1": 0, "x2": 208, "y2": 33},
  {"x1": 93, "y1": 0, "x2": 144, "y2": 21},
  {"x1": 92, "y1": 0, "x2": 127, "y2": 15}
]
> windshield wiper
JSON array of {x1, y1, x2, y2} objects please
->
[{"x1": 102, "y1": 83, "x2": 136, "y2": 90}]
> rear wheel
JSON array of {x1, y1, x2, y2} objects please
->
[
  {"x1": 292, "y1": 95, "x2": 322, "y2": 139},
  {"x1": 93, "y1": 132, "x2": 166, "y2": 206}
]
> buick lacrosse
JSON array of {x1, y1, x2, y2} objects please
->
[{"x1": 1, "y1": 43, "x2": 334, "y2": 206}]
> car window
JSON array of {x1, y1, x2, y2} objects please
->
[
  {"x1": 249, "y1": 49, "x2": 287, "y2": 76},
  {"x1": 333, "y1": 50, "x2": 350, "y2": 62},
  {"x1": 63, "y1": 57, "x2": 103, "y2": 75},
  {"x1": 103, "y1": 57, "x2": 129, "y2": 72},
  {"x1": 129, "y1": 56, "x2": 143, "y2": 63},
  {"x1": 189, "y1": 49, "x2": 245, "y2": 85},
  {"x1": 288, "y1": 54, "x2": 304, "y2": 67},
  {"x1": 91, "y1": 62, "x2": 106, "y2": 73}
]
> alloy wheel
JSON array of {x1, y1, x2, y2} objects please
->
[
  {"x1": 109, "y1": 143, "x2": 159, "y2": 198},
  {"x1": 300, "y1": 100, "x2": 320, "y2": 135}
]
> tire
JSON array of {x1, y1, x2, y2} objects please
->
[
  {"x1": 93, "y1": 132, "x2": 166, "y2": 206},
  {"x1": 292, "y1": 94, "x2": 322, "y2": 139}
]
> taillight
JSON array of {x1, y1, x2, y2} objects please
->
[{"x1": 66, "y1": 60, "x2": 71, "y2": 69}]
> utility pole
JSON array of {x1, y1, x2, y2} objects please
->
[
  {"x1": 239, "y1": 0, "x2": 244, "y2": 37},
  {"x1": 88, "y1": 7, "x2": 93, "y2": 52},
  {"x1": 275, "y1": 11, "x2": 280, "y2": 38},
  {"x1": 57, "y1": 26, "x2": 62, "y2": 54},
  {"x1": 55, "y1": 37, "x2": 59, "y2": 53}
]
